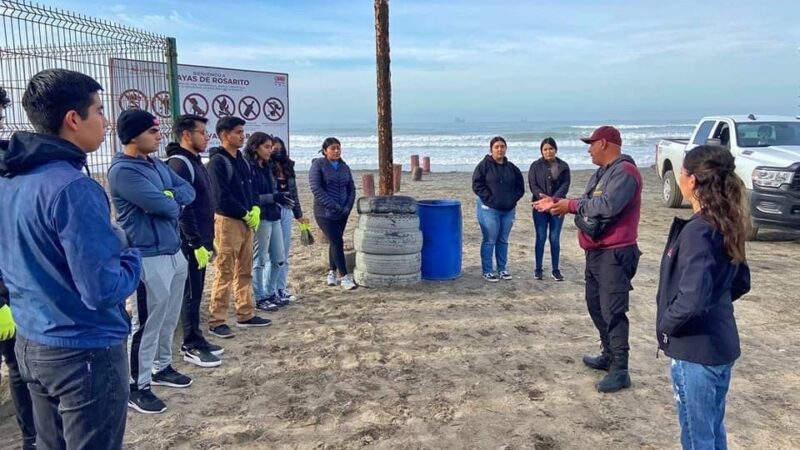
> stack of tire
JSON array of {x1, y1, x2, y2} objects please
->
[{"x1": 354, "y1": 195, "x2": 422, "y2": 288}]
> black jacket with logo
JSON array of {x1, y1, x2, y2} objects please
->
[
  {"x1": 206, "y1": 146, "x2": 257, "y2": 220},
  {"x1": 471, "y1": 155, "x2": 525, "y2": 211},
  {"x1": 656, "y1": 214, "x2": 750, "y2": 365}
]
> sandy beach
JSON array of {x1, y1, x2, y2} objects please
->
[{"x1": 1, "y1": 167, "x2": 798, "y2": 450}]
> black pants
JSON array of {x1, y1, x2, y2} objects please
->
[
  {"x1": 584, "y1": 245, "x2": 641, "y2": 356},
  {"x1": 316, "y1": 215, "x2": 350, "y2": 276},
  {"x1": 1, "y1": 336, "x2": 36, "y2": 450},
  {"x1": 16, "y1": 335, "x2": 129, "y2": 450},
  {"x1": 181, "y1": 246, "x2": 207, "y2": 349}
]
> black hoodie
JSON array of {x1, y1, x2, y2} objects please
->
[
  {"x1": 471, "y1": 155, "x2": 525, "y2": 211},
  {"x1": 206, "y1": 146, "x2": 257, "y2": 220},
  {"x1": 165, "y1": 143, "x2": 214, "y2": 249}
]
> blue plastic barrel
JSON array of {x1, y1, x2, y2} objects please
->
[{"x1": 417, "y1": 199, "x2": 462, "y2": 280}]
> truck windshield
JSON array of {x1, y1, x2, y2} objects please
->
[{"x1": 736, "y1": 122, "x2": 800, "y2": 147}]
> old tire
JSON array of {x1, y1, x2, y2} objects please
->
[
  {"x1": 357, "y1": 195, "x2": 417, "y2": 214},
  {"x1": 353, "y1": 228, "x2": 422, "y2": 255},
  {"x1": 358, "y1": 213, "x2": 420, "y2": 232},
  {"x1": 354, "y1": 269, "x2": 421, "y2": 288},
  {"x1": 662, "y1": 170, "x2": 683, "y2": 208},
  {"x1": 355, "y1": 252, "x2": 421, "y2": 275}
]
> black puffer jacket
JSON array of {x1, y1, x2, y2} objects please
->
[
  {"x1": 248, "y1": 157, "x2": 282, "y2": 222},
  {"x1": 471, "y1": 155, "x2": 525, "y2": 211}
]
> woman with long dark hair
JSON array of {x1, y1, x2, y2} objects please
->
[
  {"x1": 244, "y1": 132, "x2": 292, "y2": 311},
  {"x1": 269, "y1": 136, "x2": 307, "y2": 302},
  {"x1": 472, "y1": 136, "x2": 525, "y2": 282},
  {"x1": 656, "y1": 145, "x2": 751, "y2": 450},
  {"x1": 309, "y1": 137, "x2": 357, "y2": 290},
  {"x1": 528, "y1": 137, "x2": 570, "y2": 281}
]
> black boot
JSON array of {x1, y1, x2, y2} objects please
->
[
  {"x1": 596, "y1": 352, "x2": 631, "y2": 393},
  {"x1": 582, "y1": 351, "x2": 612, "y2": 371}
]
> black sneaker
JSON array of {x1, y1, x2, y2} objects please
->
[
  {"x1": 236, "y1": 316, "x2": 272, "y2": 328},
  {"x1": 534, "y1": 269, "x2": 543, "y2": 280},
  {"x1": 483, "y1": 273, "x2": 500, "y2": 283},
  {"x1": 278, "y1": 289, "x2": 297, "y2": 302},
  {"x1": 209, "y1": 324, "x2": 235, "y2": 339},
  {"x1": 256, "y1": 298, "x2": 279, "y2": 312},
  {"x1": 552, "y1": 270, "x2": 564, "y2": 282},
  {"x1": 181, "y1": 346, "x2": 222, "y2": 368},
  {"x1": 271, "y1": 294, "x2": 290, "y2": 307},
  {"x1": 498, "y1": 271, "x2": 513, "y2": 280},
  {"x1": 152, "y1": 365, "x2": 193, "y2": 388},
  {"x1": 128, "y1": 387, "x2": 167, "y2": 414},
  {"x1": 198, "y1": 339, "x2": 224, "y2": 356}
]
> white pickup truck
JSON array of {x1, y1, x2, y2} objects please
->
[{"x1": 656, "y1": 115, "x2": 800, "y2": 239}]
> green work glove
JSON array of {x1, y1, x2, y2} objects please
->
[
  {"x1": 163, "y1": 190, "x2": 175, "y2": 199},
  {"x1": 242, "y1": 210, "x2": 254, "y2": 226},
  {"x1": 194, "y1": 246, "x2": 211, "y2": 269},
  {"x1": 250, "y1": 206, "x2": 261, "y2": 223},
  {"x1": 0, "y1": 305, "x2": 16, "y2": 341}
]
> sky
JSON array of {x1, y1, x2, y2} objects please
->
[{"x1": 51, "y1": 0, "x2": 800, "y2": 124}]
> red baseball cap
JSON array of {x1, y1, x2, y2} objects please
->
[{"x1": 580, "y1": 126, "x2": 622, "y2": 146}]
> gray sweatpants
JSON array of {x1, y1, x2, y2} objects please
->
[{"x1": 128, "y1": 250, "x2": 188, "y2": 390}]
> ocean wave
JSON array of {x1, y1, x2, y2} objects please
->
[{"x1": 569, "y1": 124, "x2": 695, "y2": 130}]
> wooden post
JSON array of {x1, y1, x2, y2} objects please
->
[
  {"x1": 362, "y1": 173, "x2": 376, "y2": 197},
  {"x1": 393, "y1": 164, "x2": 402, "y2": 192},
  {"x1": 422, "y1": 156, "x2": 431, "y2": 174},
  {"x1": 375, "y1": 0, "x2": 394, "y2": 195},
  {"x1": 410, "y1": 154, "x2": 420, "y2": 170}
]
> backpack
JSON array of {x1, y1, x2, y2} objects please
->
[{"x1": 166, "y1": 154, "x2": 195, "y2": 184}]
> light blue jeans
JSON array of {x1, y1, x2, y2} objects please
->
[
  {"x1": 671, "y1": 359, "x2": 734, "y2": 450},
  {"x1": 275, "y1": 206, "x2": 293, "y2": 291},
  {"x1": 252, "y1": 219, "x2": 284, "y2": 300},
  {"x1": 476, "y1": 198, "x2": 515, "y2": 274}
]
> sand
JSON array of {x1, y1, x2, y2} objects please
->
[{"x1": 1, "y1": 167, "x2": 799, "y2": 450}]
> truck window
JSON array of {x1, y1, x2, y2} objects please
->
[
  {"x1": 712, "y1": 122, "x2": 731, "y2": 148},
  {"x1": 692, "y1": 120, "x2": 716, "y2": 145},
  {"x1": 736, "y1": 122, "x2": 800, "y2": 147}
]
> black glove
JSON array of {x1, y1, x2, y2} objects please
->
[{"x1": 274, "y1": 192, "x2": 296, "y2": 209}]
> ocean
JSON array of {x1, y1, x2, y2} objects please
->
[{"x1": 287, "y1": 121, "x2": 696, "y2": 172}]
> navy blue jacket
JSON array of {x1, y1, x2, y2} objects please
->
[
  {"x1": 207, "y1": 146, "x2": 257, "y2": 220},
  {"x1": 0, "y1": 133, "x2": 141, "y2": 348},
  {"x1": 108, "y1": 152, "x2": 196, "y2": 257},
  {"x1": 656, "y1": 214, "x2": 751, "y2": 365},
  {"x1": 166, "y1": 143, "x2": 215, "y2": 250},
  {"x1": 309, "y1": 157, "x2": 355, "y2": 220},
  {"x1": 472, "y1": 155, "x2": 525, "y2": 211},
  {"x1": 248, "y1": 156, "x2": 282, "y2": 222},
  {"x1": 528, "y1": 157, "x2": 571, "y2": 201}
]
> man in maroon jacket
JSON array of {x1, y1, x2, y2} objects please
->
[{"x1": 535, "y1": 126, "x2": 642, "y2": 393}]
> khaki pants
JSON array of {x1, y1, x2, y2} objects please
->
[{"x1": 209, "y1": 214, "x2": 255, "y2": 327}]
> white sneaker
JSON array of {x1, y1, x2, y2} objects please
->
[
  {"x1": 326, "y1": 270, "x2": 337, "y2": 286},
  {"x1": 341, "y1": 274, "x2": 357, "y2": 290}
]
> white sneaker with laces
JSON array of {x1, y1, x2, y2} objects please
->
[
  {"x1": 326, "y1": 270, "x2": 337, "y2": 286},
  {"x1": 341, "y1": 274, "x2": 357, "y2": 290}
]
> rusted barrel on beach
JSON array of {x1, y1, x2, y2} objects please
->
[
  {"x1": 422, "y1": 156, "x2": 431, "y2": 174},
  {"x1": 410, "y1": 154, "x2": 420, "y2": 171},
  {"x1": 412, "y1": 166, "x2": 423, "y2": 181},
  {"x1": 393, "y1": 164, "x2": 402, "y2": 192},
  {"x1": 362, "y1": 173, "x2": 375, "y2": 197}
]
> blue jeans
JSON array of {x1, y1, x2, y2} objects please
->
[
  {"x1": 476, "y1": 198, "x2": 515, "y2": 274},
  {"x1": 252, "y1": 219, "x2": 285, "y2": 299},
  {"x1": 671, "y1": 359, "x2": 734, "y2": 450},
  {"x1": 15, "y1": 335, "x2": 128, "y2": 450},
  {"x1": 532, "y1": 210, "x2": 564, "y2": 271},
  {"x1": 275, "y1": 206, "x2": 293, "y2": 291}
]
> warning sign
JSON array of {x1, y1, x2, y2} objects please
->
[
  {"x1": 238, "y1": 96, "x2": 261, "y2": 121},
  {"x1": 212, "y1": 94, "x2": 235, "y2": 118},
  {"x1": 183, "y1": 93, "x2": 208, "y2": 117},
  {"x1": 150, "y1": 91, "x2": 170, "y2": 118},
  {"x1": 264, "y1": 97, "x2": 285, "y2": 122},
  {"x1": 119, "y1": 89, "x2": 147, "y2": 111}
]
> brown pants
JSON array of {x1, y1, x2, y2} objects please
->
[{"x1": 209, "y1": 214, "x2": 255, "y2": 327}]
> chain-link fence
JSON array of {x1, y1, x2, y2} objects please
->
[{"x1": 0, "y1": 0, "x2": 177, "y2": 177}]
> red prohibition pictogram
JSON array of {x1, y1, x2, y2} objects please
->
[
  {"x1": 183, "y1": 93, "x2": 209, "y2": 117},
  {"x1": 263, "y1": 97, "x2": 285, "y2": 122},
  {"x1": 119, "y1": 89, "x2": 148, "y2": 111}
]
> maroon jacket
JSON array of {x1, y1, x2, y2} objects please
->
[{"x1": 568, "y1": 155, "x2": 642, "y2": 251}]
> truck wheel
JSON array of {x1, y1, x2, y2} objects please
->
[
  {"x1": 353, "y1": 228, "x2": 423, "y2": 255},
  {"x1": 747, "y1": 220, "x2": 759, "y2": 241},
  {"x1": 662, "y1": 170, "x2": 683, "y2": 208},
  {"x1": 355, "y1": 252, "x2": 421, "y2": 275},
  {"x1": 357, "y1": 196, "x2": 417, "y2": 214},
  {"x1": 353, "y1": 269, "x2": 421, "y2": 288}
]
